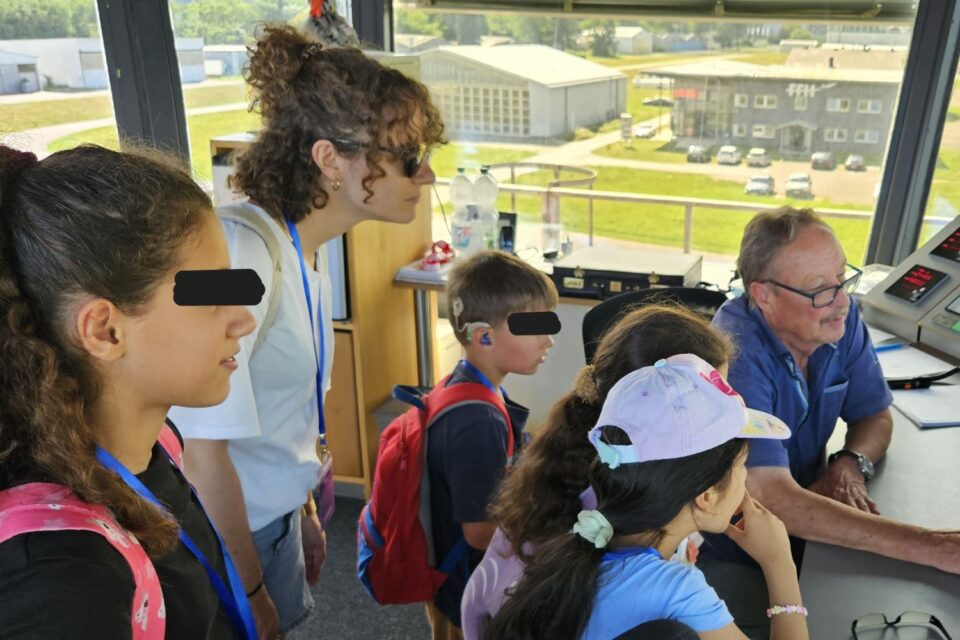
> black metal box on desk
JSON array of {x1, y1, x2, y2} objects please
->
[{"x1": 550, "y1": 246, "x2": 703, "y2": 300}]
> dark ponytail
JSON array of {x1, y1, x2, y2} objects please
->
[
  {"x1": 0, "y1": 144, "x2": 211, "y2": 557},
  {"x1": 487, "y1": 428, "x2": 747, "y2": 640},
  {"x1": 491, "y1": 304, "x2": 736, "y2": 559}
]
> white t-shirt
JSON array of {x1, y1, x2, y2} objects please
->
[{"x1": 168, "y1": 201, "x2": 335, "y2": 531}]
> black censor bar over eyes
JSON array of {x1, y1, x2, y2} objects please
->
[
  {"x1": 174, "y1": 270, "x2": 265, "y2": 306},
  {"x1": 507, "y1": 311, "x2": 562, "y2": 336}
]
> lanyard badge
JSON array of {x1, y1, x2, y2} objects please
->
[
  {"x1": 285, "y1": 218, "x2": 328, "y2": 449},
  {"x1": 95, "y1": 446, "x2": 257, "y2": 639}
]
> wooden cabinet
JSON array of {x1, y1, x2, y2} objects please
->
[{"x1": 211, "y1": 135, "x2": 432, "y2": 497}]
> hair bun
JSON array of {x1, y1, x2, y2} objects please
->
[{"x1": 574, "y1": 365, "x2": 601, "y2": 404}]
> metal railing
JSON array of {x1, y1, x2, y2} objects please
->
[{"x1": 434, "y1": 177, "x2": 954, "y2": 255}]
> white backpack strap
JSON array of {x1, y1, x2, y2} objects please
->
[{"x1": 219, "y1": 204, "x2": 284, "y2": 355}]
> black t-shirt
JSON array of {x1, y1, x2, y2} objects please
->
[
  {"x1": 0, "y1": 428, "x2": 242, "y2": 640},
  {"x1": 426, "y1": 361, "x2": 529, "y2": 627}
]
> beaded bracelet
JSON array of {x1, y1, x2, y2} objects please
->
[{"x1": 766, "y1": 604, "x2": 808, "y2": 618}]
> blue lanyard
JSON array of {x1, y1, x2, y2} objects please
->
[
  {"x1": 285, "y1": 218, "x2": 327, "y2": 445},
  {"x1": 95, "y1": 446, "x2": 257, "y2": 640},
  {"x1": 459, "y1": 359, "x2": 507, "y2": 398},
  {"x1": 602, "y1": 545, "x2": 662, "y2": 562}
]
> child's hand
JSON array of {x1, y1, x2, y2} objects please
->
[{"x1": 723, "y1": 491, "x2": 791, "y2": 568}]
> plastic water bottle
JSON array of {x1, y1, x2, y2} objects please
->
[
  {"x1": 474, "y1": 166, "x2": 500, "y2": 250},
  {"x1": 464, "y1": 204, "x2": 485, "y2": 257},
  {"x1": 449, "y1": 168, "x2": 475, "y2": 257}
]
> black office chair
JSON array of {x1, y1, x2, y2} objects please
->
[
  {"x1": 613, "y1": 619, "x2": 699, "y2": 640},
  {"x1": 581, "y1": 287, "x2": 729, "y2": 364}
]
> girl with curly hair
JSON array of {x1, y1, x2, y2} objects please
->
[
  {"x1": 167, "y1": 23, "x2": 446, "y2": 638},
  {"x1": 0, "y1": 144, "x2": 257, "y2": 639}
]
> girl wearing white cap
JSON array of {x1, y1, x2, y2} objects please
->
[{"x1": 485, "y1": 354, "x2": 808, "y2": 640}]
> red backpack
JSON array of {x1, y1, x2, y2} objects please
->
[{"x1": 356, "y1": 377, "x2": 514, "y2": 605}]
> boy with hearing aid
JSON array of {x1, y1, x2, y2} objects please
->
[{"x1": 425, "y1": 250, "x2": 558, "y2": 640}]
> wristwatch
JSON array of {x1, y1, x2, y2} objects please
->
[{"x1": 828, "y1": 449, "x2": 875, "y2": 481}]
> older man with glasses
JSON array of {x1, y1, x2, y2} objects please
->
[{"x1": 696, "y1": 206, "x2": 960, "y2": 640}]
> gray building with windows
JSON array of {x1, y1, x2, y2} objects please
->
[
  {"x1": 0, "y1": 38, "x2": 205, "y2": 89},
  {"x1": 645, "y1": 59, "x2": 901, "y2": 159},
  {"x1": 418, "y1": 45, "x2": 626, "y2": 142}
]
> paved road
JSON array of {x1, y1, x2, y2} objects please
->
[{"x1": 6, "y1": 102, "x2": 248, "y2": 159}]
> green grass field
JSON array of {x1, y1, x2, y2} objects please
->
[
  {"x1": 492, "y1": 164, "x2": 873, "y2": 261},
  {"x1": 1, "y1": 81, "x2": 248, "y2": 132},
  {"x1": 429, "y1": 144, "x2": 538, "y2": 178},
  {"x1": 47, "y1": 109, "x2": 261, "y2": 182},
  {"x1": 48, "y1": 108, "x2": 877, "y2": 260}
]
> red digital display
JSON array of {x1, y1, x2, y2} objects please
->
[
  {"x1": 885, "y1": 264, "x2": 949, "y2": 304},
  {"x1": 931, "y1": 227, "x2": 960, "y2": 263}
]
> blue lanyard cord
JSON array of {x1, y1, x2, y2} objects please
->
[
  {"x1": 459, "y1": 359, "x2": 507, "y2": 398},
  {"x1": 285, "y1": 218, "x2": 327, "y2": 444},
  {"x1": 95, "y1": 446, "x2": 257, "y2": 640}
]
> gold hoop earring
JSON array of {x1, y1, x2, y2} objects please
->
[{"x1": 331, "y1": 178, "x2": 342, "y2": 191}]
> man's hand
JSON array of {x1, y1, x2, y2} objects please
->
[
  {"x1": 302, "y1": 512, "x2": 327, "y2": 586},
  {"x1": 249, "y1": 587, "x2": 282, "y2": 640},
  {"x1": 808, "y1": 456, "x2": 879, "y2": 514}
]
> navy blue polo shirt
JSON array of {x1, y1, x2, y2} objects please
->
[
  {"x1": 426, "y1": 360, "x2": 529, "y2": 628},
  {"x1": 699, "y1": 296, "x2": 891, "y2": 566}
]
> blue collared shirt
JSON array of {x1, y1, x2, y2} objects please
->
[
  {"x1": 712, "y1": 295, "x2": 891, "y2": 488},
  {"x1": 699, "y1": 296, "x2": 892, "y2": 567}
]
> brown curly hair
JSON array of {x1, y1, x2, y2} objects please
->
[
  {"x1": 489, "y1": 303, "x2": 735, "y2": 560},
  {"x1": 233, "y1": 23, "x2": 446, "y2": 222},
  {"x1": 0, "y1": 144, "x2": 212, "y2": 557}
]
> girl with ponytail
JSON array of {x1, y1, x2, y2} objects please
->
[
  {"x1": 485, "y1": 355, "x2": 809, "y2": 640},
  {"x1": 462, "y1": 305, "x2": 735, "y2": 638},
  {"x1": 0, "y1": 144, "x2": 256, "y2": 639}
]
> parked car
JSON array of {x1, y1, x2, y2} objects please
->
[
  {"x1": 687, "y1": 145, "x2": 710, "y2": 163},
  {"x1": 746, "y1": 147, "x2": 771, "y2": 167},
  {"x1": 785, "y1": 173, "x2": 813, "y2": 199},
  {"x1": 716, "y1": 145, "x2": 742, "y2": 165},
  {"x1": 745, "y1": 175, "x2": 775, "y2": 196},
  {"x1": 642, "y1": 96, "x2": 673, "y2": 107},
  {"x1": 811, "y1": 151, "x2": 836, "y2": 170},
  {"x1": 633, "y1": 124, "x2": 657, "y2": 138},
  {"x1": 844, "y1": 154, "x2": 866, "y2": 171}
]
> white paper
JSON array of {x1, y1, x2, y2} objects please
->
[
  {"x1": 876, "y1": 345, "x2": 955, "y2": 380},
  {"x1": 866, "y1": 325, "x2": 898, "y2": 345},
  {"x1": 892, "y1": 387, "x2": 960, "y2": 428}
]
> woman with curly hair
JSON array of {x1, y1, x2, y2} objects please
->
[
  {"x1": 461, "y1": 305, "x2": 736, "y2": 639},
  {"x1": 168, "y1": 23, "x2": 446, "y2": 638},
  {"x1": 0, "y1": 144, "x2": 257, "y2": 638}
]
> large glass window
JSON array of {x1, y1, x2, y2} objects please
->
[
  {"x1": 0, "y1": 1, "x2": 117, "y2": 159},
  {"x1": 921, "y1": 60, "x2": 960, "y2": 246},
  {"x1": 395, "y1": 4, "x2": 917, "y2": 279},
  {"x1": 167, "y1": 1, "x2": 299, "y2": 190}
]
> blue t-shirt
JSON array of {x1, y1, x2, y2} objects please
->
[
  {"x1": 427, "y1": 361, "x2": 529, "y2": 627},
  {"x1": 700, "y1": 296, "x2": 892, "y2": 565},
  {"x1": 581, "y1": 547, "x2": 733, "y2": 639}
]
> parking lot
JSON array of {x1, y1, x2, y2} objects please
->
[{"x1": 696, "y1": 158, "x2": 880, "y2": 206}]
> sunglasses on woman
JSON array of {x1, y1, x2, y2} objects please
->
[{"x1": 328, "y1": 138, "x2": 430, "y2": 178}]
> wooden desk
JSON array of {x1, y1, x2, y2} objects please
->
[{"x1": 800, "y1": 403, "x2": 960, "y2": 639}]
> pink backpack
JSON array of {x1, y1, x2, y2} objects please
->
[{"x1": 0, "y1": 424, "x2": 184, "y2": 639}]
